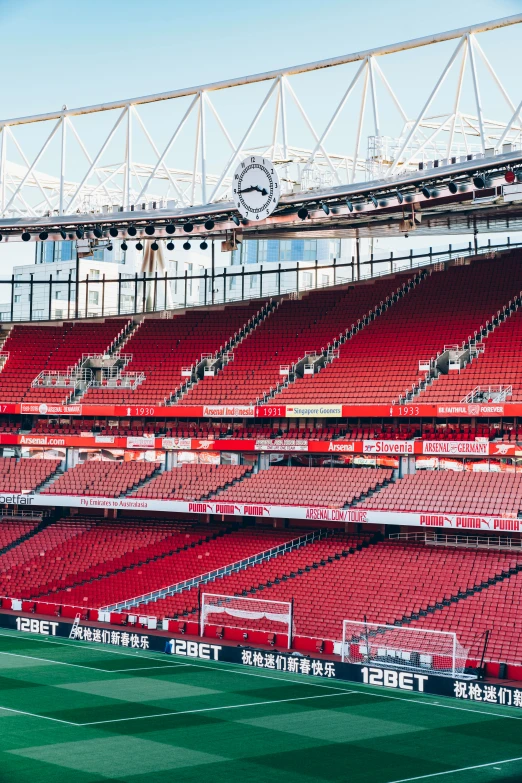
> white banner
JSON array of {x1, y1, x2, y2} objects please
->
[
  {"x1": 363, "y1": 440, "x2": 414, "y2": 455},
  {"x1": 202, "y1": 405, "x2": 255, "y2": 417},
  {"x1": 162, "y1": 438, "x2": 192, "y2": 450},
  {"x1": 126, "y1": 437, "x2": 155, "y2": 449},
  {"x1": 285, "y1": 405, "x2": 343, "y2": 418},
  {"x1": 422, "y1": 441, "x2": 489, "y2": 455},
  {"x1": 255, "y1": 439, "x2": 309, "y2": 452},
  {"x1": 0, "y1": 491, "x2": 519, "y2": 531}
]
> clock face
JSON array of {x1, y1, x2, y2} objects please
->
[{"x1": 233, "y1": 156, "x2": 280, "y2": 221}]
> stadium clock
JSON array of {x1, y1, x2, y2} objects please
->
[{"x1": 233, "y1": 155, "x2": 280, "y2": 221}]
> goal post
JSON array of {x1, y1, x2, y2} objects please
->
[
  {"x1": 342, "y1": 619, "x2": 469, "y2": 678},
  {"x1": 200, "y1": 593, "x2": 293, "y2": 649}
]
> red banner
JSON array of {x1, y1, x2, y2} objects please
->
[{"x1": 1, "y1": 400, "x2": 521, "y2": 419}]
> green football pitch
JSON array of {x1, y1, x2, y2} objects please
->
[{"x1": 0, "y1": 631, "x2": 521, "y2": 783}]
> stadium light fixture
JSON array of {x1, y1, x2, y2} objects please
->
[
  {"x1": 21, "y1": 232, "x2": 31, "y2": 242},
  {"x1": 200, "y1": 240, "x2": 208, "y2": 250},
  {"x1": 165, "y1": 223, "x2": 175, "y2": 234},
  {"x1": 345, "y1": 200, "x2": 354, "y2": 212},
  {"x1": 151, "y1": 241, "x2": 159, "y2": 251},
  {"x1": 166, "y1": 241, "x2": 174, "y2": 251},
  {"x1": 145, "y1": 224, "x2": 155, "y2": 236},
  {"x1": 421, "y1": 186, "x2": 431, "y2": 198},
  {"x1": 204, "y1": 219, "x2": 215, "y2": 231},
  {"x1": 60, "y1": 229, "x2": 67, "y2": 240},
  {"x1": 76, "y1": 228, "x2": 84, "y2": 239},
  {"x1": 183, "y1": 222, "x2": 194, "y2": 233},
  {"x1": 107, "y1": 243, "x2": 113, "y2": 252},
  {"x1": 231, "y1": 215, "x2": 240, "y2": 226},
  {"x1": 183, "y1": 241, "x2": 191, "y2": 250},
  {"x1": 109, "y1": 226, "x2": 118, "y2": 238},
  {"x1": 136, "y1": 241, "x2": 143, "y2": 251},
  {"x1": 127, "y1": 225, "x2": 137, "y2": 237},
  {"x1": 369, "y1": 194, "x2": 378, "y2": 208},
  {"x1": 515, "y1": 169, "x2": 522, "y2": 183},
  {"x1": 505, "y1": 169, "x2": 516, "y2": 184},
  {"x1": 39, "y1": 231, "x2": 48, "y2": 241},
  {"x1": 473, "y1": 174, "x2": 490, "y2": 189},
  {"x1": 320, "y1": 202, "x2": 330, "y2": 215},
  {"x1": 93, "y1": 227, "x2": 103, "y2": 239},
  {"x1": 121, "y1": 241, "x2": 128, "y2": 251},
  {"x1": 448, "y1": 181, "x2": 458, "y2": 194},
  {"x1": 0, "y1": 234, "x2": 3, "y2": 242},
  {"x1": 297, "y1": 207, "x2": 309, "y2": 220},
  {"x1": 395, "y1": 191, "x2": 403, "y2": 204}
]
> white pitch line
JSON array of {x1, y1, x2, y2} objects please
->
[
  {"x1": 0, "y1": 704, "x2": 77, "y2": 726},
  {"x1": 0, "y1": 649, "x2": 192, "y2": 674},
  {"x1": 79, "y1": 690, "x2": 356, "y2": 726},
  {"x1": 2, "y1": 629, "x2": 522, "y2": 724},
  {"x1": 385, "y1": 754, "x2": 522, "y2": 783}
]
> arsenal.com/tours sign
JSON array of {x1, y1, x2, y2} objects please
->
[{"x1": 0, "y1": 491, "x2": 519, "y2": 532}]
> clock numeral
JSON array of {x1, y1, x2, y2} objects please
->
[{"x1": 251, "y1": 156, "x2": 255, "y2": 163}]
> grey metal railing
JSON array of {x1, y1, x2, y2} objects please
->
[{"x1": 2, "y1": 238, "x2": 521, "y2": 324}]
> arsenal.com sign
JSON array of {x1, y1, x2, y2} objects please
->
[{"x1": 0, "y1": 491, "x2": 519, "y2": 531}]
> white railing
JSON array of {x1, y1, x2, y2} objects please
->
[
  {"x1": 102, "y1": 528, "x2": 330, "y2": 613},
  {"x1": 31, "y1": 368, "x2": 93, "y2": 389},
  {"x1": 389, "y1": 531, "x2": 522, "y2": 550},
  {"x1": 461, "y1": 385, "x2": 513, "y2": 403},
  {"x1": 91, "y1": 371, "x2": 145, "y2": 390}
]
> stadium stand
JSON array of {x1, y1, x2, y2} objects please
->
[
  {"x1": 132, "y1": 463, "x2": 251, "y2": 499},
  {"x1": 273, "y1": 253, "x2": 522, "y2": 404},
  {"x1": 47, "y1": 527, "x2": 298, "y2": 608},
  {"x1": 214, "y1": 466, "x2": 393, "y2": 507},
  {"x1": 0, "y1": 320, "x2": 130, "y2": 404},
  {"x1": 41, "y1": 460, "x2": 158, "y2": 497},
  {"x1": 0, "y1": 457, "x2": 61, "y2": 493},
  {"x1": 358, "y1": 471, "x2": 522, "y2": 516},
  {"x1": 178, "y1": 272, "x2": 415, "y2": 405},
  {"x1": 81, "y1": 303, "x2": 268, "y2": 405},
  {"x1": 420, "y1": 307, "x2": 522, "y2": 402}
]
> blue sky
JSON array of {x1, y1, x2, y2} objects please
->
[
  {"x1": 1, "y1": 0, "x2": 522, "y2": 271},
  {"x1": 1, "y1": 0, "x2": 520, "y2": 118}
]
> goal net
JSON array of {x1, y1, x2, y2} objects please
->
[
  {"x1": 200, "y1": 593, "x2": 293, "y2": 648},
  {"x1": 342, "y1": 620, "x2": 469, "y2": 677}
]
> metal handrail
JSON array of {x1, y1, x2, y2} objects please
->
[
  {"x1": 2, "y1": 239, "x2": 521, "y2": 325},
  {"x1": 389, "y1": 531, "x2": 522, "y2": 550},
  {"x1": 102, "y1": 528, "x2": 329, "y2": 612}
]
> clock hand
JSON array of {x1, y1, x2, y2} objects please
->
[{"x1": 239, "y1": 185, "x2": 269, "y2": 196}]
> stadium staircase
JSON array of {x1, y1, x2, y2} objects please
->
[
  {"x1": 262, "y1": 269, "x2": 429, "y2": 404},
  {"x1": 406, "y1": 265, "x2": 522, "y2": 403},
  {"x1": 174, "y1": 298, "x2": 279, "y2": 404}
]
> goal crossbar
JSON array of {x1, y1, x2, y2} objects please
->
[
  {"x1": 200, "y1": 593, "x2": 293, "y2": 648},
  {"x1": 342, "y1": 619, "x2": 469, "y2": 677}
]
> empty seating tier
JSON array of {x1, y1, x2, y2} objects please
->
[
  {"x1": 0, "y1": 457, "x2": 61, "y2": 493},
  {"x1": 273, "y1": 253, "x2": 522, "y2": 404},
  {"x1": 0, "y1": 320, "x2": 129, "y2": 404},
  {"x1": 215, "y1": 466, "x2": 392, "y2": 507},
  {"x1": 358, "y1": 471, "x2": 522, "y2": 517},
  {"x1": 179, "y1": 274, "x2": 412, "y2": 405},
  {"x1": 49, "y1": 527, "x2": 298, "y2": 608},
  {"x1": 42, "y1": 460, "x2": 158, "y2": 497},
  {"x1": 133, "y1": 463, "x2": 252, "y2": 500},
  {"x1": 81, "y1": 304, "x2": 264, "y2": 405}
]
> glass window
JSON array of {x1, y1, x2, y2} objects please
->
[
  {"x1": 280, "y1": 241, "x2": 292, "y2": 262},
  {"x1": 54, "y1": 290, "x2": 63, "y2": 300},
  {"x1": 267, "y1": 240, "x2": 279, "y2": 262},
  {"x1": 291, "y1": 240, "x2": 304, "y2": 261},
  {"x1": 245, "y1": 241, "x2": 258, "y2": 265},
  {"x1": 303, "y1": 272, "x2": 312, "y2": 287},
  {"x1": 303, "y1": 239, "x2": 317, "y2": 261},
  {"x1": 33, "y1": 309, "x2": 44, "y2": 319},
  {"x1": 257, "y1": 240, "x2": 268, "y2": 263},
  {"x1": 14, "y1": 295, "x2": 21, "y2": 303},
  {"x1": 57, "y1": 241, "x2": 75, "y2": 262},
  {"x1": 55, "y1": 309, "x2": 63, "y2": 319},
  {"x1": 88, "y1": 291, "x2": 99, "y2": 305},
  {"x1": 89, "y1": 269, "x2": 100, "y2": 280},
  {"x1": 0, "y1": 312, "x2": 9, "y2": 321}
]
